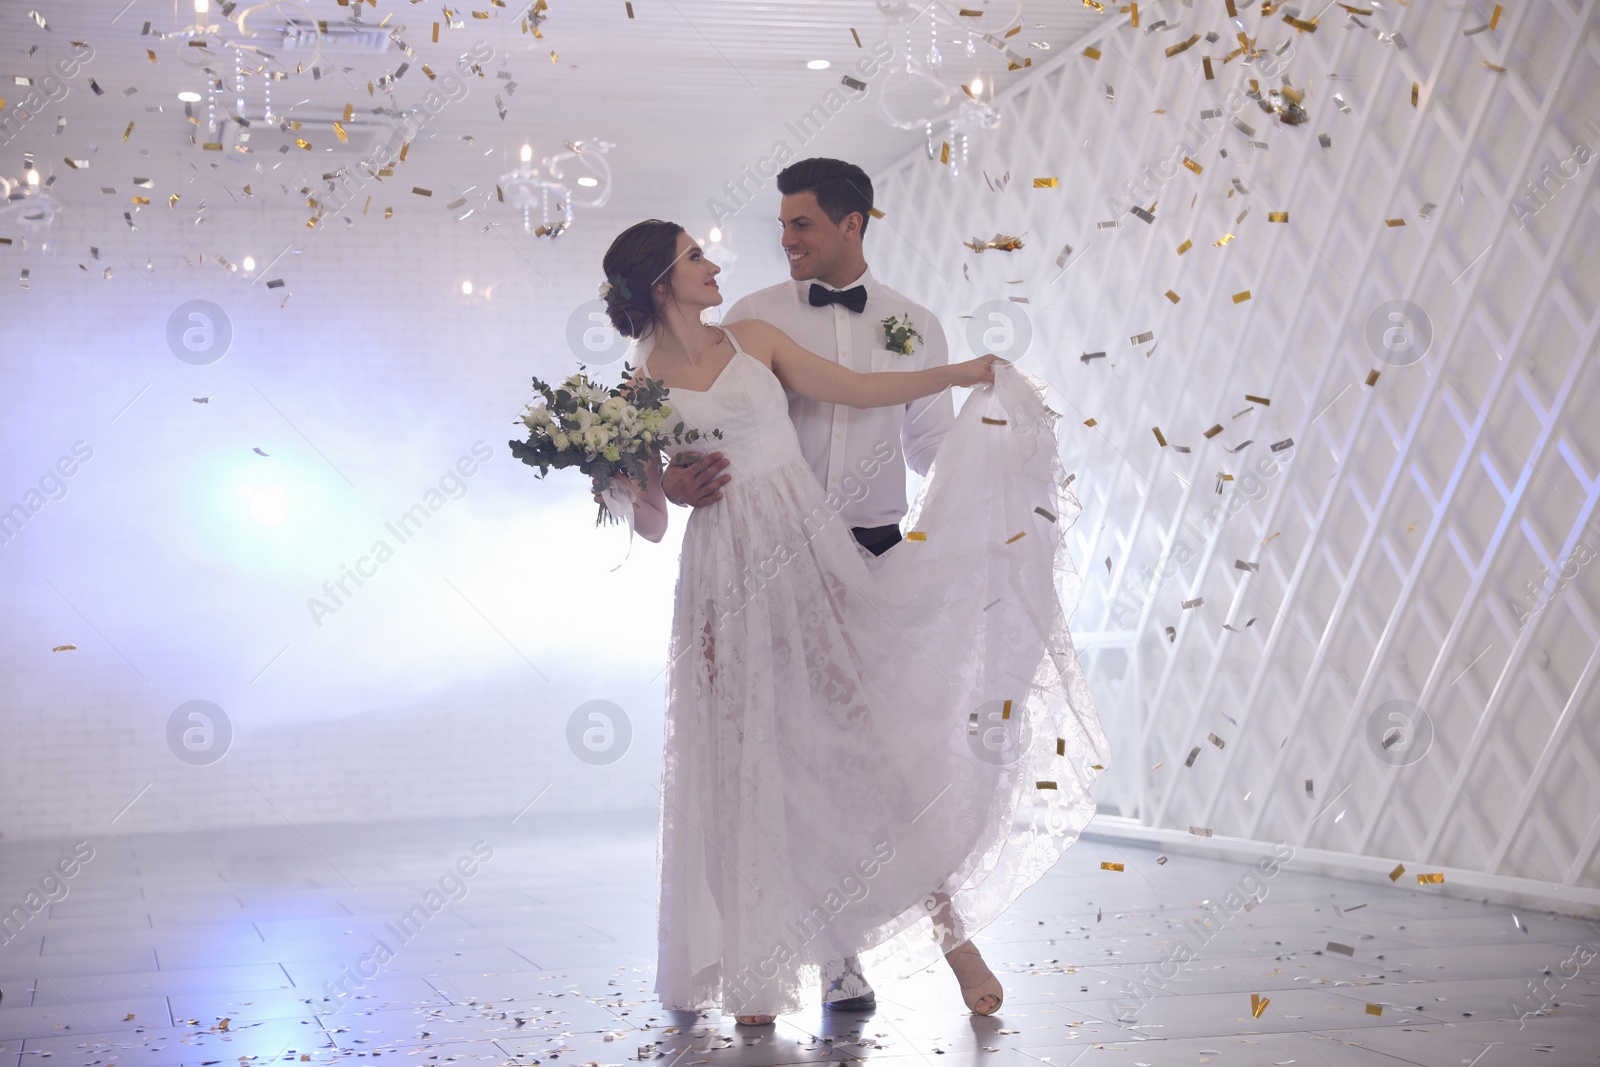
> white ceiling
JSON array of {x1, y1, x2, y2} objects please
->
[{"x1": 0, "y1": 0, "x2": 1107, "y2": 242}]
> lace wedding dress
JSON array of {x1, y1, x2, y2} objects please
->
[{"x1": 646, "y1": 329, "x2": 1107, "y2": 1016}]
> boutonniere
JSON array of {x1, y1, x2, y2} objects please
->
[{"x1": 880, "y1": 313, "x2": 923, "y2": 356}]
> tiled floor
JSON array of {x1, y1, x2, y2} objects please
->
[{"x1": 2, "y1": 811, "x2": 1597, "y2": 1067}]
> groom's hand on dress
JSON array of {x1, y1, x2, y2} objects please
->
[{"x1": 662, "y1": 451, "x2": 731, "y2": 508}]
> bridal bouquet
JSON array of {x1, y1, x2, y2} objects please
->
[{"x1": 510, "y1": 366, "x2": 721, "y2": 527}]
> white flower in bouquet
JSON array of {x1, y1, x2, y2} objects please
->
[{"x1": 511, "y1": 363, "x2": 724, "y2": 528}]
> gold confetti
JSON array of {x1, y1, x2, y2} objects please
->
[
  {"x1": 1153, "y1": 427, "x2": 1168, "y2": 447},
  {"x1": 1203, "y1": 56, "x2": 1214, "y2": 79},
  {"x1": 964, "y1": 233, "x2": 1024, "y2": 252},
  {"x1": 1001, "y1": 699, "x2": 1013, "y2": 719},
  {"x1": 122, "y1": 121, "x2": 134, "y2": 141},
  {"x1": 333, "y1": 121, "x2": 348, "y2": 144},
  {"x1": 1418, "y1": 872, "x2": 1445, "y2": 884},
  {"x1": 1366, "y1": 1004, "x2": 1383, "y2": 1016},
  {"x1": 1004, "y1": 531, "x2": 1027, "y2": 544},
  {"x1": 384, "y1": 206, "x2": 394, "y2": 219},
  {"x1": 981, "y1": 416, "x2": 1008, "y2": 425},
  {"x1": 1388, "y1": 863, "x2": 1406, "y2": 882},
  {"x1": 851, "y1": 27, "x2": 861, "y2": 46},
  {"x1": 1245, "y1": 394, "x2": 1270, "y2": 405},
  {"x1": 294, "y1": 137, "x2": 311, "y2": 150},
  {"x1": 940, "y1": 141, "x2": 951, "y2": 165},
  {"x1": 413, "y1": 187, "x2": 433, "y2": 197},
  {"x1": 1232, "y1": 290, "x2": 1251, "y2": 303},
  {"x1": 1056, "y1": 738, "x2": 1066, "y2": 756},
  {"x1": 1129, "y1": 2, "x2": 1139, "y2": 27},
  {"x1": 1083, "y1": 418, "x2": 1097, "y2": 427},
  {"x1": 1182, "y1": 157, "x2": 1202, "y2": 174},
  {"x1": 550, "y1": 50, "x2": 558, "y2": 62},
  {"x1": 1100, "y1": 862, "x2": 1125, "y2": 872},
  {"x1": 1202, "y1": 423, "x2": 1223, "y2": 438},
  {"x1": 1251, "y1": 994, "x2": 1270, "y2": 1018},
  {"x1": 1176, "y1": 238, "x2": 1192, "y2": 255},
  {"x1": 1083, "y1": 45, "x2": 1102, "y2": 59},
  {"x1": 1284, "y1": 14, "x2": 1318, "y2": 31},
  {"x1": 906, "y1": 531, "x2": 927, "y2": 541},
  {"x1": 1213, "y1": 233, "x2": 1235, "y2": 246},
  {"x1": 1261, "y1": 531, "x2": 1280, "y2": 546},
  {"x1": 51, "y1": 644, "x2": 76, "y2": 652},
  {"x1": 1365, "y1": 369, "x2": 1381, "y2": 386},
  {"x1": 1189, "y1": 826, "x2": 1213, "y2": 837},
  {"x1": 168, "y1": 193, "x2": 180, "y2": 207},
  {"x1": 1036, "y1": 780, "x2": 1058, "y2": 790},
  {"x1": 433, "y1": 21, "x2": 440, "y2": 40},
  {"x1": 1386, "y1": 218, "x2": 1407, "y2": 227},
  {"x1": 1411, "y1": 81, "x2": 1419, "y2": 107},
  {"x1": 1033, "y1": 177, "x2": 1058, "y2": 188},
  {"x1": 1164, "y1": 33, "x2": 1200, "y2": 57},
  {"x1": 868, "y1": 207, "x2": 885, "y2": 219},
  {"x1": 958, "y1": 7, "x2": 984, "y2": 14},
  {"x1": 131, "y1": 195, "x2": 150, "y2": 204},
  {"x1": 1268, "y1": 211, "x2": 1288, "y2": 222},
  {"x1": 1165, "y1": 290, "x2": 1180, "y2": 303}
]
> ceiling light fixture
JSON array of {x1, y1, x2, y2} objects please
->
[
  {"x1": 499, "y1": 139, "x2": 615, "y2": 239},
  {"x1": 178, "y1": 91, "x2": 202, "y2": 102},
  {"x1": 807, "y1": 59, "x2": 831, "y2": 70}
]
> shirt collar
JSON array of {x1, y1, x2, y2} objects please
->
[{"x1": 804, "y1": 266, "x2": 875, "y2": 293}]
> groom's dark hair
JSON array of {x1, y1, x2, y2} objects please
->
[{"x1": 776, "y1": 158, "x2": 874, "y2": 238}]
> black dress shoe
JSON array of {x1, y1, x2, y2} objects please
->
[
  {"x1": 823, "y1": 992, "x2": 876, "y2": 1012},
  {"x1": 820, "y1": 954, "x2": 876, "y2": 1012}
]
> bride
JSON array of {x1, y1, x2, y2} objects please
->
[{"x1": 597, "y1": 219, "x2": 1107, "y2": 1026}]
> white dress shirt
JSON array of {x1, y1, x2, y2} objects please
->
[{"x1": 723, "y1": 267, "x2": 955, "y2": 529}]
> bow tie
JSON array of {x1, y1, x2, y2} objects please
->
[{"x1": 808, "y1": 283, "x2": 868, "y2": 314}]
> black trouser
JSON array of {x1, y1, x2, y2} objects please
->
[{"x1": 851, "y1": 523, "x2": 903, "y2": 557}]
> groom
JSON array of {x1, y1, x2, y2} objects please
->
[{"x1": 662, "y1": 157, "x2": 956, "y2": 1011}]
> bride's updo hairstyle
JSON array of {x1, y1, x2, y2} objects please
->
[{"x1": 601, "y1": 219, "x2": 685, "y2": 339}]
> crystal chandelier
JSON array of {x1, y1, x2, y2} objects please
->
[{"x1": 499, "y1": 139, "x2": 614, "y2": 239}]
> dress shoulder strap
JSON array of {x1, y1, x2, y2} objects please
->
[{"x1": 709, "y1": 321, "x2": 743, "y2": 356}]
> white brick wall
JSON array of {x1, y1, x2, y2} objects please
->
[{"x1": 0, "y1": 192, "x2": 790, "y2": 842}]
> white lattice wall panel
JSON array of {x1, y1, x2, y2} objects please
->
[{"x1": 871, "y1": 1, "x2": 1600, "y2": 893}]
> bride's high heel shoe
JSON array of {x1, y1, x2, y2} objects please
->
[{"x1": 944, "y1": 940, "x2": 1003, "y2": 1015}]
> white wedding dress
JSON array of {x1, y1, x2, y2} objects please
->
[{"x1": 645, "y1": 329, "x2": 1108, "y2": 1016}]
